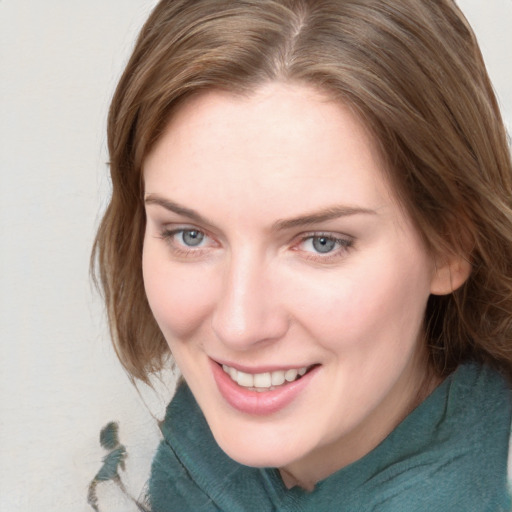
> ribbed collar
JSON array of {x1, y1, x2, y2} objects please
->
[{"x1": 152, "y1": 363, "x2": 511, "y2": 511}]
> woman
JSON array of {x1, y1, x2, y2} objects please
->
[{"x1": 92, "y1": 0, "x2": 512, "y2": 510}]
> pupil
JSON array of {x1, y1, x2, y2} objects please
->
[
  {"x1": 183, "y1": 230, "x2": 204, "y2": 246},
  {"x1": 312, "y1": 236, "x2": 335, "y2": 253}
]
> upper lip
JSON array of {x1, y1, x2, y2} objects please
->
[{"x1": 211, "y1": 357, "x2": 316, "y2": 374}]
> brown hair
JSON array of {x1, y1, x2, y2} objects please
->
[{"x1": 93, "y1": 0, "x2": 512, "y2": 383}]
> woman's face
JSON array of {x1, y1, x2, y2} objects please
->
[{"x1": 142, "y1": 83, "x2": 441, "y2": 486}]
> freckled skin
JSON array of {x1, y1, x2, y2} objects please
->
[{"x1": 142, "y1": 82, "x2": 447, "y2": 489}]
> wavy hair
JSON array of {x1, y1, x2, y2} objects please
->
[{"x1": 92, "y1": 0, "x2": 512, "y2": 383}]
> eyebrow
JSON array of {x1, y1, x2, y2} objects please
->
[
  {"x1": 145, "y1": 193, "x2": 377, "y2": 230},
  {"x1": 272, "y1": 205, "x2": 377, "y2": 230},
  {"x1": 145, "y1": 194, "x2": 213, "y2": 226}
]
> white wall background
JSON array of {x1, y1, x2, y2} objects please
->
[{"x1": 0, "y1": 1, "x2": 511, "y2": 511}]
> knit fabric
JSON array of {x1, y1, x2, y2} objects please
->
[{"x1": 149, "y1": 363, "x2": 512, "y2": 511}]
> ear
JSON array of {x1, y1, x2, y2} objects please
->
[{"x1": 430, "y1": 253, "x2": 471, "y2": 296}]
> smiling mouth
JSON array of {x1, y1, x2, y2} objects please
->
[{"x1": 221, "y1": 364, "x2": 314, "y2": 392}]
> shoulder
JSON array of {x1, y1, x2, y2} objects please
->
[{"x1": 377, "y1": 363, "x2": 512, "y2": 511}]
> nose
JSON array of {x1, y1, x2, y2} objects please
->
[{"x1": 211, "y1": 249, "x2": 289, "y2": 350}]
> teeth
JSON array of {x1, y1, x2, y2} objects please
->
[
  {"x1": 253, "y1": 372, "x2": 271, "y2": 388},
  {"x1": 285, "y1": 369, "x2": 298, "y2": 382},
  {"x1": 222, "y1": 364, "x2": 309, "y2": 389},
  {"x1": 271, "y1": 370, "x2": 285, "y2": 386},
  {"x1": 236, "y1": 370, "x2": 254, "y2": 387}
]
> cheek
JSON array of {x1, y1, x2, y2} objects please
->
[
  {"x1": 288, "y1": 252, "x2": 432, "y2": 351},
  {"x1": 142, "y1": 244, "x2": 215, "y2": 340}
]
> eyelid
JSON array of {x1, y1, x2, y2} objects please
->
[
  {"x1": 159, "y1": 222, "x2": 212, "y2": 238},
  {"x1": 156, "y1": 224, "x2": 353, "y2": 262},
  {"x1": 158, "y1": 224, "x2": 219, "y2": 256},
  {"x1": 294, "y1": 230, "x2": 354, "y2": 245},
  {"x1": 292, "y1": 231, "x2": 354, "y2": 261}
]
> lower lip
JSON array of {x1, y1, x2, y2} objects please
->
[{"x1": 211, "y1": 360, "x2": 319, "y2": 415}]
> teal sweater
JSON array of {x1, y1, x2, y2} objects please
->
[{"x1": 149, "y1": 363, "x2": 512, "y2": 511}]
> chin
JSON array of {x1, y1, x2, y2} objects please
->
[{"x1": 213, "y1": 429, "x2": 304, "y2": 469}]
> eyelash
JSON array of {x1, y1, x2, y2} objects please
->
[
  {"x1": 157, "y1": 227, "x2": 354, "y2": 262},
  {"x1": 294, "y1": 233, "x2": 354, "y2": 262},
  {"x1": 158, "y1": 227, "x2": 214, "y2": 257}
]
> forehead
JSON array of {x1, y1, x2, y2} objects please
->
[{"x1": 143, "y1": 82, "x2": 395, "y2": 220}]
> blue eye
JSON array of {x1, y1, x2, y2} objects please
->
[
  {"x1": 311, "y1": 236, "x2": 337, "y2": 253},
  {"x1": 159, "y1": 227, "x2": 210, "y2": 254},
  {"x1": 298, "y1": 234, "x2": 352, "y2": 258},
  {"x1": 180, "y1": 229, "x2": 205, "y2": 247}
]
